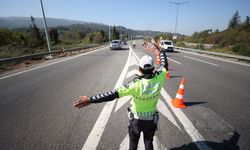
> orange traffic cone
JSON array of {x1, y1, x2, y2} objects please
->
[
  {"x1": 166, "y1": 71, "x2": 170, "y2": 79},
  {"x1": 172, "y1": 78, "x2": 187, "y2": 108},
  {"x1": 156, "y1": 54, "x2": 160, "y2": 65}
]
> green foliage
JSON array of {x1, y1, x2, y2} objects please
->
[
  {"x1": 0, "y1": 29, "x2": 12, "y2": 46},
  {"x1": 28, "y1": 16, "x2": 43, "y2": 48},
  {"x1": 232, "y1": 43, "x2": 250, "y2": 56},
  {"x1": 228, "y1": 11, "x2": 241, "y2": 29},
  {"x1": 176, "y1": 41, "x2": 185, "y2": 47},
  {"x1": 244, "y1": 16, "x2": 250, "y2": 25},
  {"x1": 182, "y1": 11, "x2": 250, "y2": 56},
  {"x1": 48, "y1": 28, "x2": 59, "y2": 44},
  {"x1": 112, "y1": 26, "x2": 120, "y2": 40},
  {"x1": 153, "y1": 35, "x2": 160, "y2": 43},
  {"x1": 196, "y1": 43, "x2": 204, "y2": 50},
  {"x1": 186, "y1": 29, "x2": 212, "y2": 43}
]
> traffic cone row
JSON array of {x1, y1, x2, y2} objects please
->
[
  {"x1": 145, "y1": 43, "x2": 187, "y2": 109},
  {"x1": 172, "y1": 78, "x2": 187, "y2": 109},
  {"x1": 155, "y1": 51, "x2": 160, "y2": 65}
]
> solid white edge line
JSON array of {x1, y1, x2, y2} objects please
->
[
  {"x1": 82, "y1": 47, "x2": 132, "y2": 150},
  {"x1": 161, "y1": 89, "x2": 212, "y2": 150},
  {"x1": 168, "y1": 58, "x2": 181, "y2": 64},
  {"x1": 0, "y1": 46, "x2": 108, "y2": 80},
  {"x1": 184, "y1": 55, "x2": 218, "y2": 66}
]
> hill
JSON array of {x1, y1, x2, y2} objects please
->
[
  {"x1": 0, "y1": 17, "x2": 88, "y2": 28},
  {"x1": 0, "y1": 16, "x2": 166, "y2": 37}
]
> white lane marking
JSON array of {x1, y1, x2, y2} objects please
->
[
  {"x1": 178, "y1": 49, "x2": 250, "y2": 67},
  {"x1": 119, "y1": 134, "x2": 168, "y2": 150},
  {"x1": 0, "y1": 47, "x2": 108, "y2": 80},
  {"x1": 119, "y1": 134, "x2": 129, "y2": 150},
  {"x1": 131, "y1": 47, "x2": 140, "y2": 61},
  {"x1": 168, "y1": 58, "x2": 181, "y2": 64},
  {"x1": 114, "y1": 96, "x2": 131, "y2": 112},
  {"x1": 130, "y1": 51, "x2": 139, "y2": 66},
  {"x1": 184, "y1": 55, "x2": 218, "y2": 66},
  {"x1": 161, "y1": 88, "x2": 212, "y2": 150},
  {"x1": 82, "y1": 48, "x2": 132, "y2": 150},
  {"x1": 126, "y1": 69, "x2": 139, "y2": 79},
  {"x1": 157, "y1": 99, "x2": 182, "y2": 131}
]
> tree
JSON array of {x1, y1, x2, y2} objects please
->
[
  {"x1": 228, "y1": 11, "x2": 241, "y2": 29},
  {"x1": 92, "y1": 32, "x2": 103, "y2": 43},
  {"x1": 100, "y1": 29, "x2": 107, "y2": 42},
  {"x1": 112, "y1": 26, "x2": 120, "y2": 40},
  {"x1": 48, "y1": 28, "x2": 59, "y2": 44},
  {"x1": 244, "y1": 16, "x2": 250, "y2": 25},
  {"x1": 0, "y1": 29, "x2": 12, "y2": 46},
  {"x1": 28, "y1": 16, "x2": 43, "y2": 47}
]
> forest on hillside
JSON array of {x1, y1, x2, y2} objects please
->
[
  {"x1": 182, "y1": 11, "x2": 250, "y2": 56},
  {"x1": 0, "y1": 16, "x2": 164, "y2": 59},
  {"x1": 154, "y1": 11, "x2": 250, "y2": 56}
]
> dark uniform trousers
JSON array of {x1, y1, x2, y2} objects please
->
[{"x1": 128, "y1": 119, "x2": 157, "y2": 150}]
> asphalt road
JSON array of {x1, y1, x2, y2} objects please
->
[{"x1": 0, "y1": 43, "x2": 250, "y2": 150}]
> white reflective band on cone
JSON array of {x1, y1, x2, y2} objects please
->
[
  {"x1": 179, "y1": 84, "x2": 184, "y2": 89},
  {"x1": 176, "y1": 93, "x2": 184, "y2": 99}
]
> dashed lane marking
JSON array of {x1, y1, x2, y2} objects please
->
[
  {"x1": 184, "y1": 55, "x2": 218, "y2": 66},
  {"x1": 177, "y1": 49, "x2": 250, "y2": 67},
  {"x1": 168, "y1": 58, "x2": 182, "y2": 64}
]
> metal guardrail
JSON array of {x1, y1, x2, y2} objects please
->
[
  {"x1": 175, "y1": 46, "x2": 250, "y2": 61},
  {"x1": 0, "y1": 44, "x2": 102, "y2": 63}
]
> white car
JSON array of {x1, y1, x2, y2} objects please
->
[
  {"x1": 110, "y1": 40, "x2": 122, "y2": 50},
  {"x1": 160, "y1": 40, "x2": 174, "y2": 52}
]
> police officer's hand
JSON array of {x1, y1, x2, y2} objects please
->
[
  {"x1": 154, "y1": 43, "x2": 162, "y2": 52},
  {"x1": 73, "y1": 96, "x2": 90, "y2": 108}
]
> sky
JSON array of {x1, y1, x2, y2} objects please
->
[{"x1": 1, "y1": 0, "x2": 250, "y2": 35}]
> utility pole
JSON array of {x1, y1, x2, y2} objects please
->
[
  {"x1": 40, "y1": 0, "x2": 52, "y2": 59},
  {"x1": 170, "y1": 1, "x2": 188, "y2": 40},
  {"x1": 109, "y1": 25, "x2": 111, "y2": 43}
]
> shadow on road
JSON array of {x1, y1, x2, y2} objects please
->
[
  {"x1": 184, "y1": 102, "x2": 206, "y2": 106},
  {"x1": 170, "y1": 75, "x2": 182, "y2": 79},
  {"x1": 111, "y1": 48, "x2": 129, "y2": 51},
  {"x1": 166, "y1": 51, "x2": 180, "y2": 53},
  {"x1": 170, "y1": 131, "x2": 240, "y2": 150}
]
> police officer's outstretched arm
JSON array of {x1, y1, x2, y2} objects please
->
[
  {"x1": 153, "y1": 42, "x2": 168, "y2": 71},
  {"x1": 73, "y1": 90, "x2": 119, "y2": 108},
  {"x1": 73, "y1": 82, "x2": 135, "y2": 109}
]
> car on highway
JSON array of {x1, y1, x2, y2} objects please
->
[
  {"x1": 110, "y1": 40, "x2": 122, "y2": 50},
  {"x1": 160, "y1": 40, "x2": 174, "y2": 52}
]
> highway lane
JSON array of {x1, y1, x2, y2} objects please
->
[
  {"x1": 134, "y1": 43, "x2": 250, "y2": 149},
  {"x1": 168, "y1": 49, "x2": 250, "y2": 149},
  {"x1": 1, "y1": 43, "x2": 250, "y2": 150},
  {"x1": 0, "y1": 47, "x2": 129, "y2": 150}
]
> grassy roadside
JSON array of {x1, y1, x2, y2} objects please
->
[
  {"x1": 0, "y1": 43, "x2": 106, "y2": 75},
  {"x1": 176, "y1": 41, "x2": 250, "y2": 57}
]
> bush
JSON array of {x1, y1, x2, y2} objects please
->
[
  {"x1": 196, "y1": 43, "x2": 204, "y2": 50},
  {"x1": 231, "y1": 43, "x2": 250, "y2": 56},
  {"x1": 176, "y1": 41, "x2": 185, "y2": 47}
]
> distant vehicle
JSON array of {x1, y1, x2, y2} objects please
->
[
  {"x1": 160, "y1": 40, "x2": 174, "y2": 52},
  {"x1": 133, "y1": 41, "x2": 136, "y2": 48},
  {"x1": 121, "y1": 40, "x2": 127, "y2": 45},
  {"x1": 110, "y1": 40, "x2": 122, "y2": 50}
]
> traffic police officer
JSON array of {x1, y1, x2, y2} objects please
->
[{"x1": 73, "y1": 45, "x2": 168, "y2": 150}]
